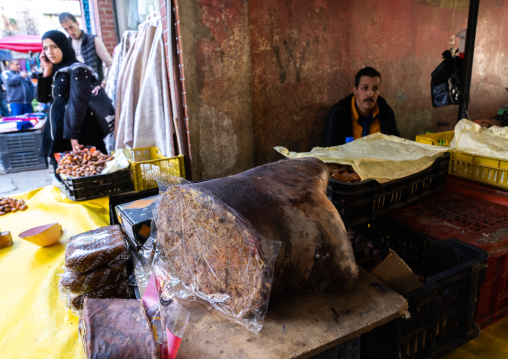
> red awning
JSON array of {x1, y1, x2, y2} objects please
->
[{"x1": 0, "y1": 35, "x2": 42, "y2": 53}]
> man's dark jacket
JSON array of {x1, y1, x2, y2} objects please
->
[
  {"x1": 0, "y1": 76, "x2": 6, "y2": 101},
  {"x1": 1, "y1": 70, "x2": 34, "y2": 104},
  {"x1": 324, "y1": 94, "x2": 400, "y2": 147},
  {"x1": 71, "y1": 32, "x2": 104, "y2": 83}
]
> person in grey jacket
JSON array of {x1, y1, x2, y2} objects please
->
[{"x1": 1, "y1": 60, "x2": 34, "y2": 115}]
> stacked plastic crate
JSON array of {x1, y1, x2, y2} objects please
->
[
  {"x1": 323, "y1": 147, "x2": 489, "y2": 358},
  {"x1": 0, "y1": 130, "x2": 47, "y2": 173},
  {"x1": 404, "y1": 131, "x2": 508, "y2": 329},
  {"x1": 125, "y1": 147, "x2": 185, "y2": 192},
  {"x1": 386, "y1": 176, "x2": 508, "y2": 331},
  {"x1": 360, "y1": 219, "x2": 488, "y2": 359}
]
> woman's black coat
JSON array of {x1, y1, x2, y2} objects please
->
[{"x1": 37, "y1": 62, "x2": 106, "y2": 158}]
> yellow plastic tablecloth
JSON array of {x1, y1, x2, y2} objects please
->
[{"x1": 0, "y1": 186, "x2": 109, "y2": 359}]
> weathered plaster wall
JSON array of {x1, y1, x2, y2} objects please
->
[
  {"x1": 180, "y1": 0, "x2": 508, "y2": 176},
  {"x1": 468, "y1": 1, "x2": 508, "y2": 120},
  {"x1": 178, "y1": 0, "x2": 254, "y2": 180},
  {"x1": 250, "y1": 0, "x2": 472, "y2": 164}
]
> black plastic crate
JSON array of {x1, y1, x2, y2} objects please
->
[
  {"x1": 311, "y1": 336, "x2": 361, "y2": 359},
  {"x1": 0, "y1": 130, "x2": 43, "y2": 154},
  {"x1": 0, "y1": 150, "x2": 48, "y2": 173},
  {"x1": 62, "y1": 170, "x2": 134, "y2": 201},
  {"x1": 360, "y1": 219, "x2": 488, "y2": 359},
  {"x1": 328, "y1": 152, "x2": 450, "y2": 227},
  {"x1": 109, "y1": 188, "x2": 159, "y2": 225}
]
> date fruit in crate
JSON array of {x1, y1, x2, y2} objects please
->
[
  {"x1": 56, "y1": 148, "x2": 114, "y2": 178},
  {"x1": 347, "y1": 227, "x2": 384, "y2": 272},
  {"x1": 328, "y1": 164, "x2": 361, "y2": 183},
  {"x1": 0, "y1": 197, "x2": 27, "y2": 215}
]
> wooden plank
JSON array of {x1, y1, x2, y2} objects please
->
[{"x1": 178, "y1": 268, "x2": 408, "y2": 358}]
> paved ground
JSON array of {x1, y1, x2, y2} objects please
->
[{"x1": 0, "y1": 167, "x2": 55, "y2": 197}]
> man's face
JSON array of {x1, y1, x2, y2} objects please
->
[
  {"x1": 353, "y1": 76, "x2": 381, "y2": 115},
  {"x1": 61, "y1": 19, "x2": 81, "y2": 40},
  {"x1": 10, "y1": 61, "x2": 20, "y2": 72}
]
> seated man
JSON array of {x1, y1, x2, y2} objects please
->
[{"x1": 324, "y1": 67, "x2": 400, "y2": 146}]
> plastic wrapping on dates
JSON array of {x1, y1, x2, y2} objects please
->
[
  {"x1": 79, "y1": 298, "x2": 159, "y2": 359},
  {"x1": 59, "y1": 260, "x2": 130, "y2": 294},
  {"x1": 152, "y1": 157, "x2": 360, "y2": 333},
  {"x1": 133, "y1": 235, "x2": 157, "y2": 298},
  {"x1": 153, "y1": 182, "x2": 281, "y2": 334},
  {"x1": 64, "y1": 225, "x2": 130, "y2": 274},
  {"x1": 60, "y1": 278, "x2": 133, "y2": 316}
]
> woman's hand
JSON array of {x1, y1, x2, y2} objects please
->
[
  {"x1": 91, "y1": 85, "x2": 101, "y2": 96},
  {"x1": 39, "y1": 51, "x2": 53, "y2": 77},
  {"x1": 70, "y1": 139, "x2": 82, "y2": 151}
]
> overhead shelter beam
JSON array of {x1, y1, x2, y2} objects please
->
[{"x1": 458, "y1": 0, "x2": 480, "y2": 121}]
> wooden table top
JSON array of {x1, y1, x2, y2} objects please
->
[{"x1": 177, "y1": 268, "x2": 408, "y2": 358}]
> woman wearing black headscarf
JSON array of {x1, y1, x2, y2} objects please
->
[{"x1": 37, "y1": 30, "x2": 107, "y2": 177}]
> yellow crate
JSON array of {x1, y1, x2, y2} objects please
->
[
  {"x1": 415, "y1": 131, "x2": 454, "y2": 146},
  {"x1": 450, "y1": 151, "x2": 508, "y2": 190},
  {"x1": 127, "y1": 147, "x2": 185, "y2": 191}
]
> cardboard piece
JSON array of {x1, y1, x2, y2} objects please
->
[{"x1": 371, "y1": 249, "x2": 424, "y2": 294}]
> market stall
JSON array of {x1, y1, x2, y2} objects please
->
[
  {"x1": 0, "y1": 33, "x2": 47, "y2": 172},
  {"x1": 0, "y1": 186, "x2": 108, "y2": 358},
  {"x1": 1, "y1": 179, "x2": 507, "y2": 359},
  {"x1": 2, "y1": 121, "x2": 508, "y2": 358},
  {"x1": 0, "y1": 184, "x2": 409, "y2": 359},
  {"x1": 0, "y1": 35, "x2": 43, "y2": 53}
]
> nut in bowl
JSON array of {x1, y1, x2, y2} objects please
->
[{"x1": 19, "y1": 223, "x2": 63, "y2": 247}]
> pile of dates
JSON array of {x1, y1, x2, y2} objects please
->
[
  {"x1": 0, "y1": 197, "x2": 27, "y2": 215},
  {"x1": 328, "y1": 164, "x2": 361, "y2": 183},
  {"x1": 347, "y1": 226, "x2": 385, "y2": 272},
  {"x1": 56, "y1": 147, "x2": 114, "y2": 178}
]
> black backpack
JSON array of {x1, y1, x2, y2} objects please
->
[{"x1": 431, "y1": 50, "x2": 464, "y2": 108}]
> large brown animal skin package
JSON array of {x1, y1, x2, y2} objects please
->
[
  {"x1": 80, "y1": 298, "x2": 159, "y2": 359},
  {"x1": 154, "y1": 157, "x2": 358, "y2": 331}
]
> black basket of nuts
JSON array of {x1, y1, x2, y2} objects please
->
[
  {"x1": 327, "y1": 152, "x2": 450, "y2": 227},
  {"x1": 56, "y1": 147, "x2": 114, "y2": 178},
  {"x1": 57, "y1": 147, "x2": 133, "y2": 201}
]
